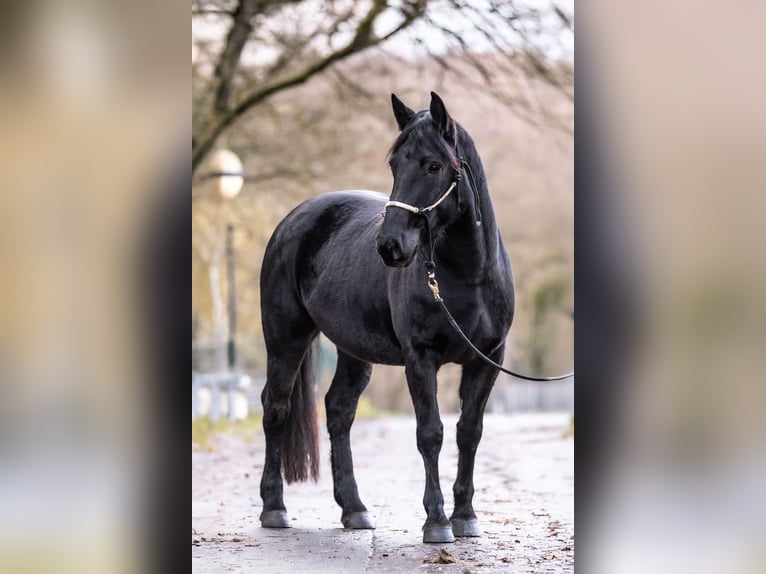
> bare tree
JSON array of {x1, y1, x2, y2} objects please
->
[
  {"x1": 192, "y1": 1, "x2": 573, "y2": 382},
  {"x1": 192, "y1": 0, "x2": 573, "y2": 175}
]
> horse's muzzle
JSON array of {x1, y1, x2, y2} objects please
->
[{"x1": 377, "y1": 236, "x2": 415, "y2": 268}]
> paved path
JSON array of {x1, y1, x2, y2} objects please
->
[{"x1": 192, "y1": 413, "x2": 573, "y2": 573}]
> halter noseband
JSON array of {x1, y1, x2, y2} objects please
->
[
  {"x1": 384, "y1": 180, "x2": 457, "y2": 216},
  {"x1": 384, "y1": 157, "x2": 483, "y2": 226}
]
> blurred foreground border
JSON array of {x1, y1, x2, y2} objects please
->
[
  {"x1": 576, "y1": 1, "x2": 766, "y2": 573},
  {"x1": 0, "y1": 2, "x2": 765, "y2": 574},
  {"x1": 0, "y1": 1, "x2": 188, "y2": 573}
]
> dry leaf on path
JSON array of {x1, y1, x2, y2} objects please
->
[{"x1": 424, "y1": 548, "x2": 458, "y2": 564}]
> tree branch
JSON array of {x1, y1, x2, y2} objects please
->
[
  {"x1": 212, "y1": 0, "x2": 261, "y2": 112},
  {"x1": 193, "y1": 1, "x2": 423, "y2": 172}
]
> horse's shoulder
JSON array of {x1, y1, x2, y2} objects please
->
[{"x1": 289, "y1": 190, "x2": 386, "y2": 228}]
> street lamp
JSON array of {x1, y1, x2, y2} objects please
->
[
  {"x1": 208, "y1": 149, "x2": 245, "y2": 199},
  {"x1": 208, "y1": 149, "x2": 244, "y2": 372}
]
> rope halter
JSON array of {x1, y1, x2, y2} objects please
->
[
  {"x1": 384, "y1": 157, "x2": 482, "y2": 226},
  {"x1": 384, "y1": 181, "x2": 457, "y2": 215}
]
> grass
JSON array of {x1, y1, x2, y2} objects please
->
[
  {"x1": 192, "y1": 398, "x2": 394, "y2": 450},
  {"x1": 192, "y1": 413, "x2": 263, "y2": 449},
  {"x1": 354, "y1": 396, "x2": 396, "y2": 420}
]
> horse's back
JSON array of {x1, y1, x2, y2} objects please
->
[
  {"x1": 290, "y1": 189, "x2": 387, "y2": 215},
  {"x1": 261, "y1": 190, "x2": 385, "y2": 285}
]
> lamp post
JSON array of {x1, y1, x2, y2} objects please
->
[{"x1": 207, "y1": 149, "x2": 244, "y2": 372}]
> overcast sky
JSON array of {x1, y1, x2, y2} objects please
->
[{"x1": 193, "y1": 0, "x2": 573, "y2": 66}]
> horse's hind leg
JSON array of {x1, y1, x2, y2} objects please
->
[
  {"x1": 325, "y1": 350, "x2": 374, "y2": 529},
  {"x1": 450, "y1": 346, "x2": 504, "y2": 537},
  {"x1": 259, "y1": 310, "x2": 318, "y2": 529}
]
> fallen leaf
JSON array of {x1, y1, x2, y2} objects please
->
[
  {"x1": 424, "y1": 549, "x2": 486, "y2": 568},
  {"x1": 548, "y1": 521, "x2": 564, "y2": 537},
  {"x1": 424, "y1": 548, "x2": 458, "y2": 564}
]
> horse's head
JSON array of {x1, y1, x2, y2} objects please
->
[{"x1": 377, "y1": 92, "x2": 465, "y2": 268}]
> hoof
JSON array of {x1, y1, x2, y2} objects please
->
[
  {"x1": 451, "y1": 518, "x2": 481, "y2": 537},
  {"x1": 341, "y1": 511, "x2": 375, "y2": 530},
  {"x1": 422, "y1": 523, "x2": 455, "y2": 544},
  {"x1": 260, "y1": 510, "x2": 291, "y2": 528}
]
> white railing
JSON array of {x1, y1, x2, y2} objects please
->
[
  {"x1": 192, "y1": 372, "x2": 255, "y2": 421},
  {"x1": 488, "y1": 376, "x2": 574, "y2": 414}
]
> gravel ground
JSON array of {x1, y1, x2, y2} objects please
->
[{"x1": 192, "y1": 413, "x2": 574, "y2": 573}]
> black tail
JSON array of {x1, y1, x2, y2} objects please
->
[{"x1": 281, "y1": 344, "x2": 320, "y2": 484}]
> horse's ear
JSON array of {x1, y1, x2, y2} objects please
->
[
  {"x1": 391, "y1": 93, "x2": 415, "y2": 131},
  {"x1": 429, "y1": 91, "x2": 455, "y2": 144}
]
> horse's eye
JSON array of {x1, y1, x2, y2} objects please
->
[{"x1": 428, "y1": 163, "x2": 442, "y2": 174}]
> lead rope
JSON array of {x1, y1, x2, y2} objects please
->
[
  {"x1": 422, "y1": 161, "x2": 574, "y2": 383},
  {"x1": 460, "y1": 159, "x2": 483, "y2": 226}
]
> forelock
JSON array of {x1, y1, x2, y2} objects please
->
[{"x1": 387, "y1": 112, "x2": 460, "y2": 169}]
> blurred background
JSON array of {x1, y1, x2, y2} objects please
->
[
  {"x1": 191, "y1": 0, "x2": 574, "y2": 421},
  {"x1": 0, "y1": 2, "x2": 186, "y2": 574},
  {"x1": 0, "y1": 1, "x2": 763, "y2": 573}
]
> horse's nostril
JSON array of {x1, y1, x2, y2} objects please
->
[
  {"x1": 378, "y1": 236, "x2": 408, "y2": 266},
  {"x1": 387, "y1": 240, "x2": 403, "y2": 261}
]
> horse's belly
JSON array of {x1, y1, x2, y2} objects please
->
[
  {"x1": 304, "y1": 277, "x2": 404, "y2": 365},
  {"x1": 313, "y1": 315, "x2": 404, "y2": 365}
]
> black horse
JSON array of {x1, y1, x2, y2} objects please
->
[{"x1": 258, "y1": 92, "x2": 514, "y2": 544}]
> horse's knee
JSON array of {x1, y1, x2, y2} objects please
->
[
  {"x1": 416, "y1": 420, "x2": 444, "y2": 455},
  {"x1": 456, "y1": 421, "x2": 483, "y2": 452}
]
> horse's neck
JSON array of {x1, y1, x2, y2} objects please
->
[{"x1": 436, "y1": 180, "x2": 501, "y2": 280}]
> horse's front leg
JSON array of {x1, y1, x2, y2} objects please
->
[
  {"x1": 404, "y1": 352, "x2": 454, "y2": 543},
  {"x1": 450, "y1": 345, "x2": 504, "y2": 537}
]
